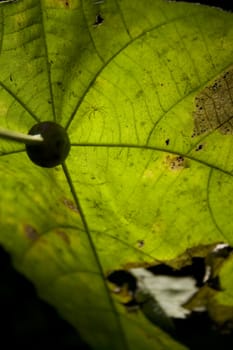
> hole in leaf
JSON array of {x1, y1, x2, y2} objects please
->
[
  {"x1": 93, "y1": 14, "x2": 104, "y2": 26},
  {"x1": 107, "y1": 270, "x2": 137, "y2": 293}
]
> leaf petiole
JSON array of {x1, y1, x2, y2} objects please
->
[{"x1": 0, "y1": 127, "x2": 43, "y2": 145}]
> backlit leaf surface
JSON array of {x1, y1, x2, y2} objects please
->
[{"x1": 0, "y1": 0, "x2": 233, "y2": 349}]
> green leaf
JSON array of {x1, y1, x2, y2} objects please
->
[{"x1": 0, "y1": 0, "x2": 233, "y2": 348}]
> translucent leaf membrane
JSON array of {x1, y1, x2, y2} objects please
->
[{"x1": 0, "y1": 0, "x2": 233, "y2": 349}]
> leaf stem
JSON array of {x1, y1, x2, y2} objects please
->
[{"x1": 0, "y1": 127, "x2": 43, "y2": 145}]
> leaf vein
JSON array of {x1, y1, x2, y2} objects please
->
[
  {"x1": 62, "y1": 162, "x2": 130, "y2": 350},
  {"x1": 71, "y1": 142, "x2": 233, "y2": 177},
  {"x1": 64, "y1": 11, "x2": 201, "y2": 131},
  {"x1": 38, "y1": 0, "x2": 56, "y2": 122}
]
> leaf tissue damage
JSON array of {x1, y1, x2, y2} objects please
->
[
  {"x1": 108, "y1": 243, "x2": 233, "y2": 347},
  {"x1": 24, "y1": 224, "x2": 39, "y2": 241},
  {"x1": 193, "y1": 67, "x2": 233, "y2": 136}
]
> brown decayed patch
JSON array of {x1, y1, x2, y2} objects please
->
[
  {"x1": 62, "y1": 197, "x2": 79, "y2": 213},
  {"x1": 122, "y1": 261, "x2": 155, "y2": 269},
  {"x1": 24, "y1": 224, "x2": 39, "y2": 241},
  {"x1": 56, "y1": 230, "x2": 70, "y2": 245},
  {"x1": 193, "y1": 67, "x2": 233, "y2": 136},
  {"x1": 165, "y1": 155, "x2": 188, "y2": 171}
]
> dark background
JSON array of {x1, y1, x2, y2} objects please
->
[
  {"x1": 176, "y1": 0, "x2": 233, "y2": 12},
  {"x1": 0, "y1": 1, "x2": 233, "y2": 349}
]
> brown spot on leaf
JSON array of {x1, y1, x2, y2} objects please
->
[
  {"x1": 57, "y1": 0, "x2": 70, "y2": 8},
  {"x1": 123, "y1": 261, "x2": 152, "y2": 269},
  {"x1": 137, "y1": 240, "x2": 144, "y2": 248},
  {"x1": 24, "y1": 224, "x2": 39, "y2": 241},
  {"x1": 62, "y1": 198, "x2": 79, "y2": 214},
  {"x1": 56, "y1": 230, "x2": 70, "y2": 245},
  {"x1": 193, "y1": 67, "x2": 233, "y2": 136},
  {"x1": 165, "y1": 155, "x2": 188, "y2": 171}
]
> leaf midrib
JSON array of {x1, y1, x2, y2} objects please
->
[{"x1": 62, "y1": 162, "x2": 130, "y2": 350}]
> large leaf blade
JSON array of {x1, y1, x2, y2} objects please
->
[{"x1": 0, "y1": 0, "x2": 233, "y2": 349}]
